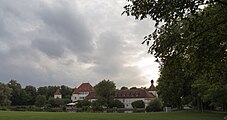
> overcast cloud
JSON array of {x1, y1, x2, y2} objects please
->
[{"x1": 0, "y1": 0, "x2": 159, "y2": 88}]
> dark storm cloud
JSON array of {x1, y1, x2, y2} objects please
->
[
  {"x1": 0, "y1": 0, "x2": 159, "y2": 88},
  {"x1": 31, "y1": 1, "x2": 94, "y2": 61},
  {"x1": 0, "y1": 0, "x2": 95, "y2": 86},
  {"x1": 32, "y1": 38, "x2": 65, "y2": 58},
  {"x1": 92, "y1": 31, "x2": 124, "y2": 75}
]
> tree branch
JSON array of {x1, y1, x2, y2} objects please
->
[
  {"x1": 190, "y1": 18, "x2": 227, "y2": 40},
  {"x1": 214, "y1": 0, "x2": 227, "y2": 5}
]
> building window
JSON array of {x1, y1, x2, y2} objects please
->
[{"x1": 79, "y1": 97, "x2": 85, "y2": 99}]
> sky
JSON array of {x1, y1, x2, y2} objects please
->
[{"x1": 0, "y1": 0, "x2": 159, "y2": 88}]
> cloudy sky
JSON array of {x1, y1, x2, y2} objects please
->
[{"x1": 0, "y1": 0, "x2": 159, "y2": 88}]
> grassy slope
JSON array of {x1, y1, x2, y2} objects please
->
[{"x1": 0, "y1": 111, "x2": 225, "y2": 120}]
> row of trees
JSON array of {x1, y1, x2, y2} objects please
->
[
  {"x1": 123, "y1": 0, "x2": 227, "y2": 111},
  {"x1": 1, "y1": 79, "x2": 162, "y2": 112},
  {"x1": 0, "y1": 80, "x2": 72, "y2": 108}
]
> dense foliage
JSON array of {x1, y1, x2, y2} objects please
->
[
  {"x1": 0, "y1": 80, "x2": 72, "y2": 110},
  {"x1": 109, "y1": 100, "x2": 124, "y2": 108},
  {"x1": 94, "y1": 80, "x2": 116, "y2": 108},
  {"x1": 0, "y1": 83, "x2": 12, "y2": 106},
  {"x1": 35, "y1": 95, "x2": 47, "y2": 107},
  {"x1": 146, "y1": 99, "x2": 162, "y2": 112},
  {"x1": 131, "y1": 100, "x2": 145, "y2": 108},
  {"x1": 123, "y1": 0, "x2": 227, "y2": 111}
]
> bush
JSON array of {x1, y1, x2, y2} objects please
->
[
  {"x1": 0, "y1": 106, "x2": 9, "y2": 111},
  {"x1": 91, "y1": 100, "x2": 103, "y2": 112},
  {"x1": 146, "y1": 99, "x2": 162, "y2": 112},
  {"x1": 48, "y1": 97, "x2": 63, "y2": 108},
  {"x1": 44, "y1": 107, "x2": 63, "y2": 112},
  {"x1": 109, "y1": 100, "x2": 124, "y2": 108},
  {"x1": 8, "y1": 106, "x2": 44, "y2": 112},
  {"x1": 76, "y1": 100, "x2": 91, "y2": 108},
  {"x1": 131, "y1": 100, "x2": 145, "y2": 108},
  {"x1": 75, "y1": 100, "x2": 92, "y2": 112}
]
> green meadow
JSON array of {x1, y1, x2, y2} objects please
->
[{"x1": 0, "y1": 111, "x2": 225, "y2": 120}]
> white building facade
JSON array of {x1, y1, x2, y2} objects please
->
[
  {"x1": 71, "y1": 83, "x2": 94, "y2": 102},
  {"x1": 54, "y1": 89, "x2": 62, "y2": 99},
  {"x1": 116, "y1": 89, "x2": 156, "y2": 109}
]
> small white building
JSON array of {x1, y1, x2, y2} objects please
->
[
  {"x1": 71, "y1": 83, "x2": 94, "y2": 102},
  {"x1": 54, "y1": 89, "x2": 62, "y2": 99}
]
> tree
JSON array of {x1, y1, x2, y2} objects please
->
[
  {"x1": 91, "y1": 100, "x2": 103, "y2": 112},
  {"x1": 157, "y1": 55, "x2": 193, "y2": 109},
  {"x1": 35, "y1": 95, "x2": 47, "y2": 107},
  {"x1": 76, "y1": 100, "x2": 91, "y2": 108},
  {"x1": 76, "y1": 100, "x2": 92, "y2": 111},
  {"x1": 130, "y1": 87, "x2": 137, "y2": 90},
  {"x1": 131, "y1": 100, "x2": 145, "y2": 109},
  {"x1": 47, "y1": 86, "x2": 58, "y2": 98},
  {"x1": 37, "y1": 86, "x2": 59, "y2": 99},
  {"x1": 123, "y1": 0, "x2": 227, "y2": 110},
  {"x1": 0, "y1": 83, "x2": 12, "y2": 106},
  {"x1": 94, "y1": 80, "x2": 116, "y2": 108},
  {"x1": 123, "y1": 0, "x2": 227, "y2": 25},
  {"x1": 37, "y1": 86, "x2": 48, "y2": 96},
  {"x1": 120, "y1": 86, "x2": 128, "y2": 90},
  {"x1": 109, "y1": 100, "x2": 124, "y2": 108},
  {"x1": 60, "y1": 85, "x2": 72, "y2": 99},
  {"x1": 146, "y1": 99, "x2": 162, "y2": 112},
  {"x1": 24, "y1": 85, "x2": 37, "y2": 105},
  {"x1": 7, "y1": 80, "x2": 23, "y2": 106},
  {"x1": 48, "y1": 97, "x2": 63, "y2": 108}
]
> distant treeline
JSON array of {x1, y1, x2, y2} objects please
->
[{"x1": 0, "y1": 80, "x2": 72, "y2": 108}]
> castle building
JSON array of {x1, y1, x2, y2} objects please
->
[
  {"x1": 115, "y1": 88, "x2": 155, "y2": 109},
  {"x1": 71, "y1": 80, "x2": 158, "y2": 109}
]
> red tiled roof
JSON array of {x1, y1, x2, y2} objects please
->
[
  {"x1": 84, "y1": 89, "x2": 155, "y2": 100},
  {"x1": 85, "y1": 91, "x2": 96, "y2": 99},
  {"x1": 147, "y1": 84, "x2": 156, "y2": 91},
  {"x1": 72, "y1": 83, "x2": 94, "y2": 94},
  {"x1": 115, "y1": 89, "x2": 155, "y2": 98},
  {"x1": 54, "y1": 89, "x2": 61, "y2": 95}
]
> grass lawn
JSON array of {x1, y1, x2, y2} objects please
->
[{"x1": 0, "y1": 111, "x2": 225, "y2": 120}]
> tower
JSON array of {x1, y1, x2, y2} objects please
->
[
  {"x1": 147, "y1": 80, "x2": 158, "y2": 97},
  {"x1": 54, "y1": 88, "x2": 62, "y2": 99}
]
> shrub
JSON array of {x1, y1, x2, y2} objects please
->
[
  {"x1": 91, "y1": 100, "x2": 103, "y2": 112},
  {"x1": 0, "y1": 106, "x2": 9, "y2": 111},
  {"x1": 109, "y1": 100, "x2": 124, "y2": 108},
  {"x1": 48, "y1": 97, "x2": 63, "y2": 108},
  {"x1": 76, "y1": 100, "x2": 91, "y2": 108},
  {"x1": 131, "y1": 100, "x2": 145, "y2": 108},
  {"x1": 146, "y1": 99, "x2": 162, "y2": 112}
]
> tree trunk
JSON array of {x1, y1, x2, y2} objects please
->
[{"x1": 201, "y1": 102, "x2": 203, "y2": 112}]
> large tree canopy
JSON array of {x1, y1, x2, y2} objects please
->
[
  {"x1": 123, "y1": 0, "x2": 227, "y2": 110},
  {"x1": 123, "y1": 0, "x2": 227, "y2": 24},
  {"x1": 0, "y1": 83, "x2": 12, "y2": 106},
  {"x1": 95, "y1": 80, "x2": 116, "y2": 108}
]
